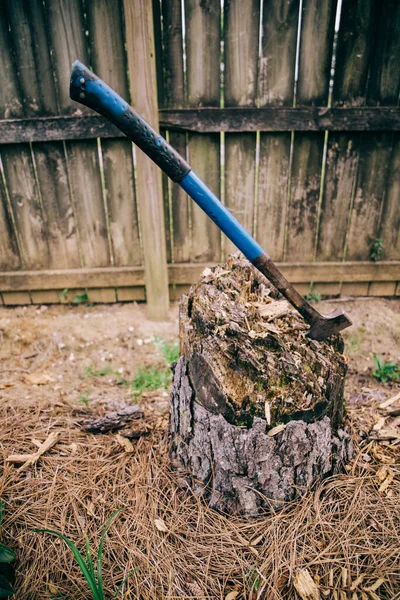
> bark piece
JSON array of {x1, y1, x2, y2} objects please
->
[{"x1": 81, "y1": 405, "x2": 143, "y2": 434}]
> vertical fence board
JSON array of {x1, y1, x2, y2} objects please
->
[
  {"x1": 45, "y1": 0, "x2": 110, "y2": 268},
  {"x1": 185, "y1": 0, "x2": 221, "y2": 263},
  {"x1": 379, "y1": 135, "x2": 400, "y2": 260},
  {"x1": 7, "y1": 0, "x2": 81, "y2": 271},
  {"x1": 286, "y1": 0, "x2": 336, "y2": 262},
  {"x1": 86, "y1": 0, "x2": 141, "y2": 267},
  {"x1": 162, "y1": 0, "x2": 190, "y2": 263},
  {"x1": 326, "y1": 0, "x2": 374, "y2": 265},
  {"x1": 223, "y1": 0, "x2": 260, "y2": 257},
  {"x1": 0, "y1": 172, "x2": 20, "y2": 271},
  {"x1": 123, "y1": 0, "x2": 169, "y2": 319},
  {"x1": 153, "y1": 0, "x2": 172, "y2": 264},
  {"x1": 316, "y1": 0, "x2": 377, "y2": 263},
  {"x1": 257, "y1": 0, "x2": 299, "y2": 260},
  {"x1": 345, "y1": 1, "x2": 400, "y2": 261},
  {"x1": 0, "y1": 6, "x2": 49, "y2": 271}
]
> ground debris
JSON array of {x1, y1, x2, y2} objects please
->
[
  {"x1": 80, "y1": 405, "x2": 143, "y2": 433},
  {"x1": 6, "y1": 431, "x2": 60, "y2": 471}
]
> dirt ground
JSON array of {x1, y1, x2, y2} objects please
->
[{"x1": 0, "y1": 297, "x2": 399, "y2": 599}]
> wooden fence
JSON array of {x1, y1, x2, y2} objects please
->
[{"x1": 0, "y1": 0, "x2": 399, "y2": 316}]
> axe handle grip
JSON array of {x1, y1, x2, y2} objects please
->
[{"x1": 70, "y1": 61, "x2": 191, "y2": 183}]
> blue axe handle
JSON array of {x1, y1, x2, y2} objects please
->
[
  {"x1": 69, "y1": 61, "x2": 337, "y2": 337},
  {"x1": 70, "y1": 60, "x2": 263, "y2": 262}
]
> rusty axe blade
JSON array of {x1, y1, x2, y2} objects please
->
[{"x1": 70, "y1": 61, "x2": 352, "y2": 341}]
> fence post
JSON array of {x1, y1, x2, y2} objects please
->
[{"x1": 123, "y1": 0, "x2": 169, "y2": 319}]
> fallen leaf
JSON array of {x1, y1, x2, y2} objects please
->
[
  {"x1": 293, "y1": 569, "x2": 320, "y2": 599},
  {"x1": 115, "y1": 434, "x2": 134, "y2": 453},
  {"x1": 23, "y1": 372, "x2": 55, "y2": 386},
  {"x1": 250, "y1": 533, "x2": 264, "y2": 546},
  {"x1": 350, "y1": 574, "x2": 365, "y2": 591},
  {"x1": 363, "y1": 578, "x2": 385, "y2": 592},
  {"x1": 268, "y1": 423, "x2": 286, "y2": 437},
  {"x1": 225, "y1": 592, "x2": 239, "y2": 600},
  {"x1": 154, "y1": 518, "x2": 168, "y2": 532},
  {"x1": 378, "y1": 469, "x2": 394, "y2": 493}
]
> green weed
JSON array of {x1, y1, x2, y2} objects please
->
[
  {"x1": 131, "y1": 367, "x2": 171, "y2": 397},
  {"x1": 78, "y1": 392, "x2": 91, "y2": 408},
  {"x1": 59, "y1": 288, "x2": 69, "y2": 301},
  {"x1": 85, "y1": 365, "x2": 113, "y2": 378},
  {"x1": 304, "y1": 291, "x2": 322, "y2": 304},
  {"x1": 35, "y1": 510, "x2": 136, "y2": 600},
  {"x1": 369, "y1": 238, "x2": 384, "y2": 262},
  {"x1": 0, "y1": 501, "x2": 16, "y2": 597},
  {"x1": 373, "y1": 354, "x2": 399, "y2": 383},
  {"x1": 152, "y1": 335, "x2": 180, "y2": 364},
  {"x1": 73, "y1": 293, "x2": 89, "y2": 304},
  {"x1": 244, "y1": 565, "x2": 261, "y2": 593}
]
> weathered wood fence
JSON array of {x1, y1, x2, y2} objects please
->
[{"x1": 0, "y1": 0, "x2": 399, "y2": 315}]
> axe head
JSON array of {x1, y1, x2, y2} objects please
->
[{"x1": 306, "y1": 307, "x2": 352, "y2": 342}]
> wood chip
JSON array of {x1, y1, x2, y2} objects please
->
[
  {"x1": 115, "y1": 434, "x2": 134, "y2": 453},
  {"x1": 372, "y1": 416, "x2": 385, "y2": 431},
  {"x1": 6, "y1": 431, "x2": 60, "y2": 471},
  {"x1": 293, "y1": 569, "x2": 320, "y2": 600},
  {"x1": 379, "y1": 391, "x2": 400, "y2": 410},
  {"x1": 268, "y1": 423, "x2": 286, "y2": 437},
  {"x1": 264, "y1": 401, "x2": 271, "y2": 425}
]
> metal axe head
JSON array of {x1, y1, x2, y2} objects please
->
[{"x1": 306, "y1": 307, "x2": 352, "y2": 341}]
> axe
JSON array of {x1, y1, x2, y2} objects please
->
[{"x1": 70, "y1": 61, "x2": 351, "y2": 341}]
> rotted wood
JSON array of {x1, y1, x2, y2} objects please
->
[{"x1": 170, "y1": 256, "x2": 353, "y2": 516}]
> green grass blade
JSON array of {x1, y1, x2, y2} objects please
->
[
  {"x1": 85, "y1": 535, "x2": 96, "y2": 583},
  {"x1": 34, "y1": 529, "x2": 101, "y2": 600},
  {"x1": 112, "y1": 568, "x2": 138, "y2": 599},
  {"x1": 97, "y1": 509, "x2": 122, "y2": 596},
  {"x1": 0, "y1": 545, "x2": 15, "y2": 563}
]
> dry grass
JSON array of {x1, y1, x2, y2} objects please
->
[{"x1": 0, "y1": 397, "x2": 399, "y2": 600}]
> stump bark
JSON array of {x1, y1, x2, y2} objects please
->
[{"x1": 170, "y1": 256, "x2": 353, "y2": 516}]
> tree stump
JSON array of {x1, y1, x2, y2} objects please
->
[{"x1": 170, "y1": 256, "x2": 353, "y2": 517}]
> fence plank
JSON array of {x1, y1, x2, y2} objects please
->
[
  {"x1": 185, "y1": 0, "x2": 221, "y2": 262},
  {"x1": 379, "y1": 135, "x2": 400, "y2": 260},
  {"x1": 223, "y1": 0, "x2": 260, "y2": 258},
  {"x1": 0, "y1": 6, "x2": 50, "y2": 271},
  {"x1": 257, "y1": 0, "x2": 299, "y2": 260},
  {"x1": 123, "y1": 0, "x2": 169, "y2": 319},
  {"x1": 316, "y1": 0, "x2": 377, "y2": 263},
  {"x1": 0, "y1": 171, "x2": 20, "y2": 271},
  {"x1": 162, "y1": 0, "x2": 190, "y2": 263},
  {"x1": 45, "y1": 0, "x2": 110, "y2": 268},
  {"x1": 345, "y1": 1, "x2": 400, "y2": 261},
  {"x1": 8, "y1": 0, "x2": 82, "y2": 270},
  {"x1": 86, "y1": 0, "x2": 141, "y2": 268},
  {"x1": 286, "y1": 0, "x2": 336, "y2": 262}
]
